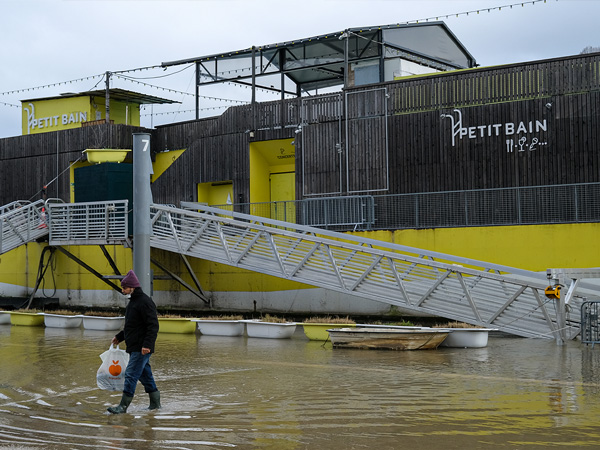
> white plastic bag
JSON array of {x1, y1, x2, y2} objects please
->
[{"x1": 96, "y1": 344, "x2": 129, "y2": 391}]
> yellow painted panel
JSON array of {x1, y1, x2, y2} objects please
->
[
  {"x1": 151, "y1": 149, "x2": 185, "y2": 183},
  {"x1": 270, "y1": 173, "x2": 295, "y2": 202},
  {"x1": 197, "y1": 182, "x2": 233, "y2": 206},
  {"x1": 22, "y1": 97, "x2": 91, "y2": 135},
  {"x1": 69, "y1": 159, "x2": 93, "y2": 202},
  {"x1": 21, "y1": 95, "x2": 141, "y2": 135},
  {"x1": 354, "y1": 223, "x2": 600, "y2": 272},
  {"x1": 249, "y1": 143, "x2": 271, "y2": 205}
]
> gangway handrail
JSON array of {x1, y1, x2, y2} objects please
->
[
  {"x1": 0, "y1": 199, "x2": 48, "y2": 255},
  {"x1": 180, "y1": 202, "x2": 553, "y2": 285},
  {"x1": 156, "y1": 203, "x2": 588, "y2": 340}
]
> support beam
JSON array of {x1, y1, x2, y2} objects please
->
[
  {"x1": 151, "y1": 258, "x2": 209, "y2": 304},
  {"x1": 53, "y1": 246, "x2": 122, "y2": 292}
]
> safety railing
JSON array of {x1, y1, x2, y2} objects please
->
[
  {"x1": 152, "y1": 202, "x2": 590, "y2": 340},
  {"x1": 215, "y1": 182, "x2": 600, "y2": 231},
  {"x1": 48, "y1": 200, "x2": 129, "y2": 245},
  {"x1": 581, "y1": 301, "x2": 600, "y2": 347},
  {"x1": 0, "y1": 199, "x2": 48, "y2": 255}
]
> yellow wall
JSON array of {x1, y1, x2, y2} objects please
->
[
  {"x1": 197, "y1": 182, "x2": 233, "y2": 206},
  {"x1": 249, "y1": 138, "x2": 295, "y2": 217},
  {"x1": 0, "y1": 223, "x2": 597, "y2": 297},
  {"x1": 353, "y1": 223, "x2": 600, "y2": 272}
]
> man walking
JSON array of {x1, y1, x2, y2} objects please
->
[{"x1": 108, "y1": 269, "x2": 161, "y2": 414}]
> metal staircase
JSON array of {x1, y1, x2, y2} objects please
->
[
  {"x1": 148, "y1": 202, "x2": 591, "y2": 341},
  {"x1": 3, "y1": 199, "x2": 592, "y2": 341},
  {"x1": 0, "y1": 200, "x2": 49, "y2": 255}
]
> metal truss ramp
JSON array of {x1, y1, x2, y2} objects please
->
[
  {"x1": 0, "y1": 200, "x2": 48, "y2": 255},
  {"x1": 150, "y1": 203, "x2": 589, "y2": 341}
]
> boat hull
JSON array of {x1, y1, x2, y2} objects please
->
[{"x1": 328, "y1": 327, "x2": 449, "y2": 350}]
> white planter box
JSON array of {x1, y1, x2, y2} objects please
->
[
  {"x1": 243, "y1": 320, "x2": 297, "y2": 339},
  {"x1": 193, "y1": 319, "x2": 245, "y2": 336},
  {"x1": 82, "y1": 316, "x2": 125, "y2": 331},
  {"x1": 43, "y1": 313, "x2": 83, "y2": 328},
  {"x1": 439, "y1": 328, "x2": 494, "y2": 348},
  {"x1": 0, "y1": 312, "x2": 10, "y2": 324}
]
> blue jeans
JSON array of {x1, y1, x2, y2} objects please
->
[{"x1": 123, "y1": 351, "x2": 158, "y2": 397}]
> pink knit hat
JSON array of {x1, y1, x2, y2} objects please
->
[{"x1": 121, "y1": 270, "x2": 141, "y2": 288}]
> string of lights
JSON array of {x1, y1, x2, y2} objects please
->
[
  {"x1": 0, "y1": 101, "x2": 19, "y2": 108},
  {"x1": 115, "y1": 63, "x2": 195, "y2": 80},
  {"x1": 412, "y1": 0, "x2": 549, "y2": 23},
  {"x1": 140, "y1": 105, "x2": 233, "y2": 117},
  {"x1": 0, "y1": 74, "x2": 104, "y2": 97},
  {"x1": 114, "y1": 73, "x2": 255, "y2": 104},
  {"x1": 0, "y1": 0, "x2": 551, "y2": 109}
]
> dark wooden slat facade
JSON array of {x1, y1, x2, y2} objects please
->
[{"x1": 1, "y1": 53, "x2": 599, "y2": 219}]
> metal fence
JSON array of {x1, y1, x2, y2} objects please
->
[
  {"x1": 214, "y1": 182, "x2": 600, "y2": 231},
  {"x1": 48, "y1": 200, "x2": 129, "y2": 245},
  {"x1": 581, "y1": 301, "x2": 600, "y2": 347}
]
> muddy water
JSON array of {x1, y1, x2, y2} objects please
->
[{"x1": 1, "y1": 325, "x2": 600, "y2": 449}]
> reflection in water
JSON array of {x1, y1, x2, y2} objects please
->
[{"x1": 1, "y1": 325, "x2": 600, "y2": 449}]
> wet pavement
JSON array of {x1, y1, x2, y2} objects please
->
[{"x1": 1, "y1": 324, "x2": 600, "y2": 449}]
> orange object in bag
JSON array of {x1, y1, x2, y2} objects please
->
[{"x1": 96, "y1": 344, "x2": 129, "y2": 391}]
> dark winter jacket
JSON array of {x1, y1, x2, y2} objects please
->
[{"x1": 115, "y1": 288, "x2": 159, "y2": 353}]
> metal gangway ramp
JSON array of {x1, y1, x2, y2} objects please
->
[
  {"x1": 149, "y1": 202, "x2": 590, "y2": 341},
  {"x1": 0, "y1": 200, "x2": 49, "y2": 255}
]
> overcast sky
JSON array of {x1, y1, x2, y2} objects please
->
[{"x1": 1, "y1": 0, "x2": 598, "y2": 138}]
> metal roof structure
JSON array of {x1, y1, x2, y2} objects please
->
[
  {"x1": 21, "y1": 88, "x2": 178, "y2": 105},
  {"x1": 162, "y1": 22, "x2": 476, "y2": 117}
]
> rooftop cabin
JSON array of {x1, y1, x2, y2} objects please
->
[{"x1": 20, "y1": 89, "x2": 177, "y2": 136}]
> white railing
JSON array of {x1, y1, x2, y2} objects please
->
[
  {"x1": 0, "y1": 199, "x2": 48, "y2": 255},
  {"x1": 150, "y1": 202, "x2": 590, "y2": 340},
  {"x1": 48, "y1": 200, "x2": 129, "y2": 245}
]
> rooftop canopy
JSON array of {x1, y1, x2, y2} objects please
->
[
  {"x1": 21, "y1": 88, "x2": 179, "y2": 105},
  {"x1": 162, "y1": 22, "x2": 476, "y2": 102}
]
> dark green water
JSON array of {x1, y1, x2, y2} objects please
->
[{"x1": 1, "y1": 324, "x2": 600, "y2": 449}]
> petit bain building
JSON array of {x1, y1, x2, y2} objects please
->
[{"x1": 1, "y1": 22, "x2": 599, "y2": 315}]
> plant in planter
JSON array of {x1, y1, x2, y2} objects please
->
[
  {"x1": 434, "y1": 321, "x2": 496, "y2": 348},
  {"x1": 193, "y1": 315, "x2": 245, "y2": 336},
  {"x1": 9, "y1": 309, "x2": 45, "y2": 327},
  {"x1": 158, "y1": 314, "x2": 197, "y2": 334},
  {"x1": 82, "y1": 311, "x2": 125, "y2": 331},
  {"x1": 42, "y1": 309, "x2": 83, "y2": 328},
  {"x1": 243, "y1": 314, "x2": 297, "y2": 339},
  {"x1": 302, "y1": 316, "x2": 357, "y2": 341}
]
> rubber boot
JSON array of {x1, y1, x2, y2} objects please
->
[
  {"x1": 107, "y1": 394, "x2": 133, "y2": 414},
  {"x1": 148, "y1": 390, "x2": 161, "y2": 410}
]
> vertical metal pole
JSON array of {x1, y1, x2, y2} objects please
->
[
  {"x1": 251, "y1": 46, "x2": 256, "y2": 133},
  {"x1": 105, "y1": 71, "x2": 111, "y2": 124},
  {"x1": 195, "y1": 62, "x2": 200, "y2": 120},
  {"x1": 133, "y1": 133, "x2": 154, "y2": 295},
  {"x1": 556, "y1": 296, "x2": 565, "y2": 345}
]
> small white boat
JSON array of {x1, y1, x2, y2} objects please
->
[{"x1": 327, "y1": 327, "x2": 449, "y2": 350}]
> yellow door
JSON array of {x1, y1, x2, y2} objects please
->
[{"x1": 270, "y1": 172, "x2": 295, "y2": 223}]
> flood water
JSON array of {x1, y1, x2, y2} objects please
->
[{"x1": 1, "y1": 324, "x2": 600, "y2": 450}]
